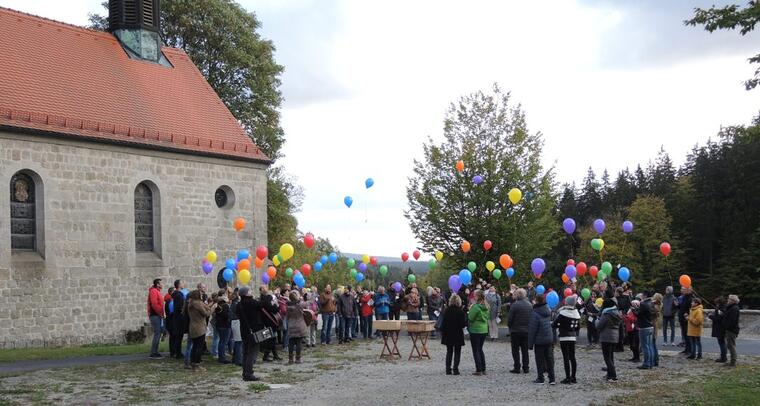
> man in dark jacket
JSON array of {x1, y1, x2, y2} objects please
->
[
  {"x1": 259, "y1": 286, "x2": 282, "y2": 362},
  {"x1": 635, "y1": 290, "x2": 655, "y2": 369},
  {"x1": 678, "y1": 287, "x2": 694, "y2": 354},
  {"x1": 237, "y1": 287, "x2": 264, "y2": 381},
  {"x1": 596, "y1": 299, "x2": 622, "y2": 382},
  {"x1": 170, "y1": 280, "x2": 186, "y2": 359},
  {"x1": 661, "y1": 286, "x2": 678, "y2": 345},
  {"x1": 508, "y1": 288, "x2": 533, "y2": 374},
  {"x1": 337, "y1": 286, "x2": 356, "y2": 344},
  {"x1": 723, "y1": 295, "x2": 741, "y2": 366},
  {"x1": 528, "y1": 294, "x2": 555, "y2": 385}
]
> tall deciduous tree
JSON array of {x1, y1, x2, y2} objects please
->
[{"x1": 406, "y1": 85, "x2": 558, "y2": 289}]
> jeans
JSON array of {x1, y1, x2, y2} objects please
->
[
  {"x1": 653, "y1": 332, "x2": 659, "y2": 366},
  {"x1": 191, "y1": 335, "x2": 205, "y2": 364},
  {"x1": 689, "y1": 336, "x2": 702, "y2": 358},
  {"x1": 534, "y1": 344, "x2": 555, "y2": 381},
  {"x1": 559, "y1": 341, "x2": 576, "y2": 379},
  {"x1": 288, "y1": 337, "x2": 303, "y2": 357},
  {"x1": 282, "y1": 318, "x2": 289, "y2": 350},
  {"x1": 639, "y1": 327, "x2": 654, "y2": 367},
  {"x1": 470, "y1": 333, "x2": 487, "y2": 372},
  {"x1": 662, "y1": 316, "x2": 676, "y2": 343},
  {"x1": 242, "y1": 336, "x2": 259, "y2": 379},
  {"x1": 149, "y1": 315, "x2": 162, "y2": 355},
  {"x1": 445, "y1": 345, "x2": 461, "y2": 372},
  {"x1": 361, "y1": 316, "x2": 373, "y2": 339},
  {"x1": 211, "y1": 325, "x2": 220, "y2": 356},
  {"x1": 602, "y1": 342, "x2": 617, "y2": 379},
  {"x1": 726, "y1": 331, "x2": 737, "y2": 364},
  {"x1": 353, "y1": 316, "x2": 360, "y2": 337},
  {"x1": 217, "y1": 327, "x2": 231, "y2": 361},
  {"x1": 321, "y1": 313, "x2": 335, "y2": 344},
  {"x1": 336, "y1": 315, "x2": 344, "y2": 341},
  {"x1": 184, "y1": 334, "x2": 193, "y2": 364},
  {"x1": 233, "y1": 340, "x2": 243, "y2": 365},
  {"x1": 510, "y1": 332, "x2": 530, "y2": 372},
  {"x1": 717, "y1": 336, "x2": 727, "y2": 360},
  {"x1": 341, "y1": 316, "x2": 354, "y2": 342},
  {"x1": 407, "y1": 312, "x2": 421, "y2": 321}
]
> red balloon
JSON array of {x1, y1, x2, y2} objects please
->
[
  {"x1": 255, "y1": 245, "x2": 268, "y2": 260},
  {"x1": 660, "y1": 242, "x2": 671, "y2": 257},
  {"x1": 301, "y1": 263, "x2": 312, "y2": 277},
  {"x1": 589, "y1": 266, "x2": 599, "y2": 278},
  {"x1": 564, "y1": 288, "x2": 573, "y2": 297},
  {"x1": 401, "y1": 252, "x2": 409, "y2": 262},
  {"x1": 576, "y1": 262, "x2": 587, "y2": 277},
  {"x1": 304, "y1": 233, "x2": 315, "y2": 249},
  {"x1": 370, "y1": 256, "x2": 378, "y2": 266},
  {"x1": 413, "y1": 250, "x2": 421, "y2": 260},
  {"x1": 566, "y1": 259, "x2": 575, "y2": 266},
  {"x1": 483, "y1": 240, "x2": 492, "y2": 251}
]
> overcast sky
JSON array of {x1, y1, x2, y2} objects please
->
[{"x1": 3, "y1": 0, "x2": 759, "y2": 258}]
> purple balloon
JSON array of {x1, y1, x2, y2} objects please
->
[
  {"x1": 622, "y1": 220, "x2": 634, "y2": 234},
  {"x1": 392, "y1": 282, "x2": 402, "y2": 293},
  {"x1": 531, "y1": 258, "x2": 546, "y2": 276},
  {"x1": 448, "y1": 275, "x2": 462, "y2": 292},
  {"x1": 261, "y1": 273, "x2": 270, "y2": 284},
  {"x1": 472, "y1": 175, "x2": 483, "y2": 185},
  {"x1": 562, "y1": 218, "x2": 576, "y2": 235},
  {"x1": 565, "y1": 265, "x2": 577, "y2": 280},
  {"x1": 593, "y1": 219, "x2": 606, "y2": 234},
  {"x1": 358, "y1": 262, "x2": 367, "y2": 272},
  {"x1": 202, "y1": 262, "x2": 213, "y2": 275}
]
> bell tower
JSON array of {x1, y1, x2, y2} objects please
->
[{"x1": 108, "y1": 0, "x2": 170, "y2": 65}]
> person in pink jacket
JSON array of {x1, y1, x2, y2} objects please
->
[{"x1": 147, "y1": 278, "x2": 165, "y2": 359}]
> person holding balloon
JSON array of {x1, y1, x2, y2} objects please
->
[
  {"x1": 595, "y1": 298, "x2": 622, "y2": 383},
  {"x1": 467, "y1": 290, "x2": 490, "y2": 376},
  {"x1": 552, "y1": 295, "x2": 581, "y2": 384},
  {"x1": 439, "y1": 294, "x2": 467, "y2": 375},
  {"x1": 686, "y1": 297, "x2": 705, "y2": 360},
  {"x1": 584, "y1": 293, "x2": 601, "y2": 348},
  {"x1": 527, "y1": 294, "x2": 556, "y2": 385}
]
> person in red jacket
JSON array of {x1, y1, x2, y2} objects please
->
[
  {"x1": 360, "y1": 290, "x2": 374, "y2": 339},
  {"x1": 147, "y1": 278, "x2": 165, "y2": 359}
]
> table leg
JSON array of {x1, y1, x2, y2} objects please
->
[
  {"x1": 409, "y1": 332, "x2": 424, "y2": 360},
  {"x1": 390, "y1": 331, "x2": 400, "y2": 357},
  {"x1": 420, "y1": 331, "x2": 430, "y2": 359}
]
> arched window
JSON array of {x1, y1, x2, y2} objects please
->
[
  {"x1": 10, "y1": 172, "x2": 37, "y2": 251},
  {"x1": 134, "y1": 182, "x2": 154, "y2": 252}
]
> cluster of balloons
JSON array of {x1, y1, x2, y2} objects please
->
[{"x1": 343, "y1": 178, "x2": 375, "y2": 208}]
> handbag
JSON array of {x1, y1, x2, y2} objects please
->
[
  {"x1": 252, "y1": 327, "x2": 273, "y2": 344},
  {"x1": 262, "y1": 307, "x2": 282, "y2": 327}
]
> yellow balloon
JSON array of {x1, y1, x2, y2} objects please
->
[
  {"x1": 595, "y1": 298, "x2": 604, "y2": 307},
  {"x1": 272, "y1": 256, "x2": 281, "y2": 267},
  {"x1": 599, "y1": 239, "x2": 605, "y2": 251},
  {"x1": 279, "y1": 243, "x2": 295, "y2": 261},
  {"x1": 508, "y1": 188, "x2": 522, "y2": 205},
  {"x1": 435, "y1": 251, "x2": 444, "y2": 261},
  {"x1": 362, "y1": 254, "x2": 370, "y2": 264},
  {"x1": 238, "y1": 269, "x2": 251, "y2": 285},
  {"x1": 206, "y1": 250, "x2": 217, "y2": 263},
  {"x1": 486, "y1": 261, "x2": 495, "y2": 272}
]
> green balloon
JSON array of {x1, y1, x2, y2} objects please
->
[
  {"x1": 590, "y1": 239, "x2": 602, "y2": 251},
  {"x1": 350, "y1": 268, "x2": 357, "y2": 277},
  {"x1": 285, "y1": 267, "x2": 293, "y2": 278},
  {"x1": 581, "y1": 288, "x2": 591, "y2": 300},
  {"x1": 428, "y1": 259, "x2": 437, "y2": 269},
  {"x1": 492, "y1": 269, "x2": 502, "y2": 279},
  {"x1": 379, "y1": 265, "x2": 388, "y2": 276},
  {"x1": 408, "y1": 274, "x2": 416, "y2": 283},
  {"x1": 597, "y1": 272, "x2": 605, "y2": 282},
  {"x1": 467, "y1": 261, "x2": 477, "y2": 272},
  {"x1": 601, "y1": 261, "x2": 613, "y2": 274},
  {"x1": 347, "y1": 258, "x2": 356, "y2": 268}
]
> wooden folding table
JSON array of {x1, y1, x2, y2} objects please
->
[
  {"x1": 374, "y1": 320, "x2": 401, "y2": 359},
  {"x1": 404, "y1": 321, "x2": 435, "y2": 360}
]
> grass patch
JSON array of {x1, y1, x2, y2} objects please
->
[
  {"x1": 248, "y1": 383, "x2": 270, "y2": 393},
  {"x1": 264, "y1": 370, "x2": 304, "y2": 385},
  {"x1": 0, "y1": 342, "x2": 169, "y2": 363},
  {"x1": 0, "y1": 389, "x2": 34, "y2": 395},
  {"x1": 314, "y1": 363, "x2": 342, "y2": 371}
]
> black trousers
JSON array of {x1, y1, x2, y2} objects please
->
[
  {"x1": 190, "y1": 335, "x2": 205, "y2": 364},
  {"x1": 470, "y1": 333, "x2": 487, "y2": 372},
  {"x1": 510, "y1": 332, "x2": 530, "y2": 372},
  {"x1": 629, "y1": 330, "x2": 640, "y2": 359},
  {"x1": 602, "y1": 342, "x2": 617, "y2": 379},
  {"x1": 262, "y1": 336, "x2": 279, "y2": 358},
  {"x1": 169, "y1": 325, "x2": 184, "y2": 357},
  {"x1": 242, "y1": 336, "x2": 259, "y2": 379},
  {"x1": 559, "y1": 341, "x2": 577, "y2": 379},
  {"x1": 534, "y1": 344, "x2": 555, "y2": 381},
  {"x1": 445, "y1": 345, "x2": 462, "y2": 372}
]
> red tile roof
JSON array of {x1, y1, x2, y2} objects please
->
[{"x1": 0, "y1": 7, "x2": 269, "y2": 163}]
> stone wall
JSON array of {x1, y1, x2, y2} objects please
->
[{"x1": 0, "y1": 131, "x2": 267, "y2": 348}]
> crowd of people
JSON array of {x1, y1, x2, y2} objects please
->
[{"x1": 146, "y1": 277, "x2": 743, "y2": 383}]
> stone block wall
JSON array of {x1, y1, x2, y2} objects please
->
[{"x1": 0, "y1": 131, "x2": 267, "y2": 348}]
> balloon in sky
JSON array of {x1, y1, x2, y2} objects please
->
[
  {"x1": 256, "y1": 246, "x2": 268, "y2": 260},
  {"x1": 303, "y1": 233, "x2": 315, "y2": 249},
  {"x1": 562, "y1": 274, "x2": 570, "y2": 284},
  {"x1": 223, "y1": 268, "x2": 234, "y2": 282},
  {"x1": 601, "y1": 261, "x2": 613, "y2": 274},
  {"x1": 266, "y1": 266, "x2": 277, "y2": 279},
  {"x1": 565, "y1": 265, "x2": 577, "y2": 280},
  {"x1": 547, "y1": 291, "x2": 560, "y2": 309},
  {"x1": 347, "y1": 258, "x2": 356, "y2": 268},
  {"x1": 449, "y1": 275, "x2": 462, "y2": 292},
  {"x1": 413, "y1": 250, "x2": 421, "y2": 260},
  {"x1": 392, "y1": 282, "x2": 403, "y2": 293},
  {"x1": 206, "y1": 250, "x2": 218, "y2": 263},
  {"x1": 472, "y1": 175, "x2": 483, "y2": 185},
  {"x1": 590, "y1": 238, "x2": 605, "y2": 251},
  {"x1": 314, "y1": 262, "x2": 323, "y2": 272},
  {"x1": 320, "y1": 255, "x2": 328, "y2": 264},
  {"x1": 261, "y1": 273, "x2": 270, "y2": 284},
  {"x1": 618, "y1": 267, "x2": 630, "y2": 282},
  {"x1": 467, "y1": 261, "x2": 477, "y2": 272},
  {"x1": 455, "y1": 160, "x2": 464, "y2": 172},
  {"x1": 272, "y1": 255, "x2": 281, "y2": 267},
  {"x1": 508, "y1": 188, "x2": 522, "y2": 205},
  {"x1": 435, "y1": 251, "x2": 444, "y2": 261},
  {"x1": 531, "y1": 258, "x2": 546, "y2": 276},
  {"x1": 294, "y1": 273, "x2": 305, "y2": 289},
  {"x1": 379, "y1": 265, "x2": 388, "y2": 276},
  {"x1": 407, "y1": 274, "x2": 416, "y2": 283},
  {"x1": 237, "y1": 249, "x2": 250, "y2": 262},
  {"x1": 344, "y1": 196, "x2": 353, "y2": 208},
  {"x1": 485, "y1": 261, "x2": 495, "y2": 272},
  {"x1": 328, "y1": 252, "x2": 338, "y2": 264},
  {"x1": 358, "y1": 262, "x2": 367, "y2": 272},
  {"x1": 461, "y1": 240, "x2": 471, "y2": 253},
  {"x1": 506, "y1": 267, "x2": 515, "y2": 278},
  {"x1": 536, "y1": 284, "x2": 546, "y2": 295},
  {"x1": 285, "y1": 267, "x2": 294, "y2": 278},
  {"x1": 365, "y1": 178, "x2": 374, "y2": 189},
  {"x1": 567, "y1": 259, "x2": 575, "y2": 266},
  {"x1": 301, "y1": 263, "x2": 312, "y2": 276},
  {"x1": 562, "y1": 218, "x2": 576, "y2": 235},
  {"x1": 660, "y1": 242, "x2": 671, "y2": 257},
  {"x1": 499, "y1": 254, "x2": 513, "y2": 269},
  {"x1": 563, "y1": 288, "x2": 573, "y2": 298},
  {"x1": 225, "y1": 258, "x2": 237, "y2": 271},
  {"x1": 679, "y1": 274, "x2": 692, "y2": 288},
  {"x1": 370, "y1": 256, "x2": 378, "y2": 266},
  {"x1": 483, "y1": 240, "x2": 492, "y2": 251},
  {"x1": 593, "y1": 219, "x2": 606, "y2": 234},
  {"x1": 233, "y1": 217, "x2": 246, "y2": 232},
  {"x1": 589, "y1": 266, "x2": 599, "y2": 279},
  {"x1": 492, "y1": 269, "x2": 502, "y2": 279},
  {"x1": 278, "y1": 244, "x2": 294, "y2": 261},
  {"x1": 428, "y1": 259, "x2": 437, "y2": 270},
  {"x1": 356, "y1": 272, "x2": 365, "y2": 282},
  {"x1": 401, "y1": 252, "x2": 409, "y2": 262},
  {"x1": 350, "y1": 269, "x2": 358, "y2": 278},
  {"x1": 458, "y1": 269, "x2": 472, "y2": 285},
  {"x1": 202, "y1": 262, "x2": 213, "y2": 275},
  {"x1": 622, "y1": 220, "x2": 634, "y2": 234},
  {"x1": 238, "y1": 269, "x2": 252, "y2": 285},
  {"x1": 362, "y1": 254, "x2": 370, "y2": 264},
  {"x1": 576, "y1": 262, "x2": 587, "y2": 277},
  {"x1": 237, "y1": 259, "x2": 251, "y2": 272},
  {"x1": 581, "y1": 288, "x2": 591, "y2": 300}
]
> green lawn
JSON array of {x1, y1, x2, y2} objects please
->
[{"x1": 0, "y1": 341, "x2": 169, "y2": 363}]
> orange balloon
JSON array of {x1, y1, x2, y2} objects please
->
[
  {"x1": 562, "y1": 274, "x2": 570, "y2": 284},
  {"x1": 456, "y1": 160, "x2": 464, "y2": 172},
  {"x1": 679, "y1": 274, "x2": 692, "y2": 288},
  {"x1": 233, "y1": 217, "x2": 246, "y2": 232},
  {"x1": 237, "y1": 259, "x2": 251, "y2": 271},
  {"x1": 461, "y1": 240, "x2": 471, "y2": 253},
  {"x1": 254, "y1": 257, "x2": 264, "y2": 269},
  {"x1": 266, "y1": 266, "x2": 277, "y2": 279},
  {"x1": 499, "y1": 254, "x2": 513, "y2": 269}
]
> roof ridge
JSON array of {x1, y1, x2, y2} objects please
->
[{"x1": 0, "y1": 6, "x2": 114, "y2": 40}]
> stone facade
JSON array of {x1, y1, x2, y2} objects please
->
[{"x1": 0, "y1": 131, "x2": 266, "y2": 348}]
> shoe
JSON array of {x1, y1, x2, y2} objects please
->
[
  {"x1": 637, "y1": 366, "x2": 651, "y2": 370},
  {"x1": 149, "y1": 353, "x2": 162, "y2": 359},
  {"x1": 549, "y1": 380, "x2": 556, "y2": 385},
  {"x1": 607, "y1": 378, "x2": 618, "y2": 383},
  {"x1": 453, "y1": 370, "x2": 460, "y2": 375},
  {"x1": 242, "y1": 376, "x2": 260, "y2": 382},
  {"x1": 560, "y1": 378, "x2": 572, "y2": 384},
  {"x1": 523, "y1": 369, "x2": 530, "y2": 374},
  {"x1": 601, "y1": 367, "x2": 607, "y2": 372},
  {"x1": 273, "y1": 355, "x2": 282, "y2": 361},
  {"x1": 687, "y1": 356, "x2": 695, "y2": 360},
  {"x1": 509, "y1": 369, "x2": 521, "y2": 374},
  {"x1": 533, "y1": 379, "x2": 545, "y2": 384},
  {"x1": 446, "y1": 370, "x2": 452, "y2": 375},
  {"x1": 218, "y1": 359, "x2": 231, "y2": 364},
  {"x1": 571, "y1": 377, "x2": 577, "y2": 384},
  {"x1": 696, "y1": 356, "x2": 702, "y2": 360},
  {"x1": 183, "y1": 364, "x2": 192, "y2": 370},
  {"x1": 295, "y1": 358, "x2": 302, "y2": 364},
  {"x1": 715, "y1": 358, "x2": 727, "y2": 363},
  {"x1": 726, "y1": 362, "x2": 736, "y2": 367},
  {"x1": 628, "y1": 358, "x2": 640, "y2": 362},
  {"x1": 472, "y1": 371, "x2": 483, "y2": 376}
]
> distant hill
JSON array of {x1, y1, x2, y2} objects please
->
[{"x1": 344, "y1": 253, "x2": 430, "y2": 275}]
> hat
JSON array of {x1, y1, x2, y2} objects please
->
[
  {"x1": 239, "y1": 287, "x2": 252, "y2": 297},
  {"x1": 565, "y1": 296, "x2": 577, "y2": 307}
]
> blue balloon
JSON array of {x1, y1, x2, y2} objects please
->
[
  {"x1": 618, "y1": 267, "x2": 631, "y2": 282},
  {"x1": 355, "y1": 272, "x2": 365, "y2": 282},
  {"x1": 168, "y1": 301, "x2": 174, "y2": 314},
  {"x1": 506, "y1": 267, "x2": 515, "y2": 278},
  {"x1": 181, "y1": 288, "x2": 189, "y2": 298},
  {"x1": 536, "y1": 284, "x2": 546, "y2": 295},
  {"x1": 237, "y1": 249, "x2": 250, "y2": 261},
  {"x1": 547, "y1": 291, "x2": 560, "y2": 309},
  {"x1": 320, "y1": 255, "x2": 329, "y2": 264},
  {"x1": 358, "y1": 262, "x2": 367, "y2": 272},
  {"x1": 365, "y1": 178, "x2": 374, "y2": 189},
  {"x1": 329, "y1": 252, "x2": 338, "y2": 264},
  {"x1": 223, "y1": 268, "x2": 234, "y2": 282},
  {"x1": 458, "y1": 269, "x2": 472, "y2": 286},
  {"x1": 314, "y1": 261, "x2": 323, "y2": 272},
  {"x1": 294, "y1": 274, "x2": 305, "y2": 289},
  {"x1": 225, "y1": 258, "x2": 237, "y2": 271},
  {"x1": 344, "y1": 196, "x2": 353, "y2": 208}
]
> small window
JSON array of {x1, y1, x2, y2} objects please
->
[
  {"x1": 134, "y1": 182, "x2": 154, "y2": 252},
  {"x1": 10, "y1": 172, "x2": 36, "y2": 251},
  {"x1": 215, "y1": 186, "x2": 235, "y2": 209}
]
